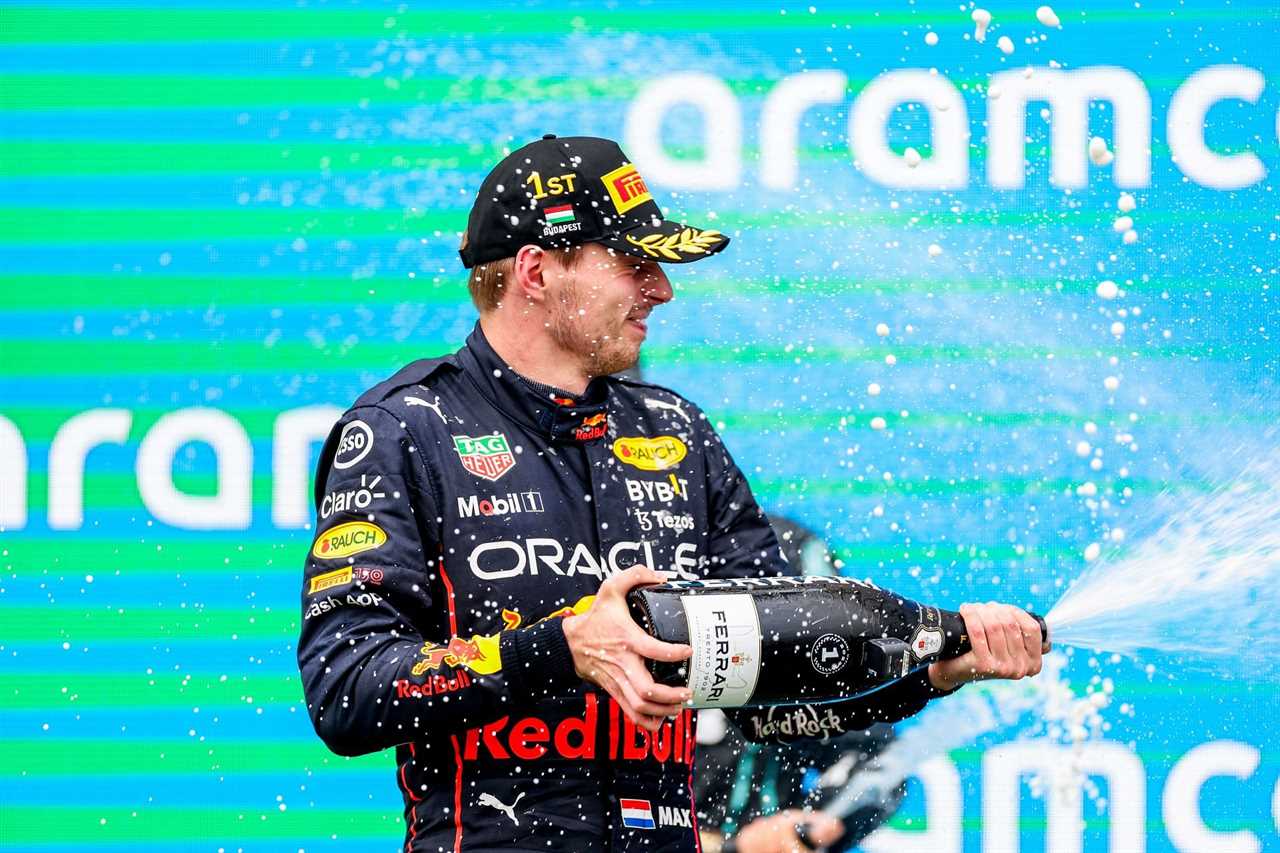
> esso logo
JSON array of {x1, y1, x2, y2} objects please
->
[{"x1": 333, "y1": 420, "x2": 374, "y2": 470}]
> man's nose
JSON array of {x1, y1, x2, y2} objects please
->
[{"x1": 642, "y1": 267, "x2": 673, "y2": 304}]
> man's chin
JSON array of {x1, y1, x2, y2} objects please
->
[{"x1": 592, "y1": 342, "x2": 641, "y2": 378}]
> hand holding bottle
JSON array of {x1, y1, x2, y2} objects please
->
[{"x1": 927, "y1": 602, "x2": 1047, "y2": 691}]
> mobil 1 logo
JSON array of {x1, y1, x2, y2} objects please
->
[{"x1": 457, "y1": 490, "x2": 545, "y2": 518}]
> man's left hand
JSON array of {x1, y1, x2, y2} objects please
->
[{"x1": 927, "y1": 602, "x2": 1045, "y2": 691}]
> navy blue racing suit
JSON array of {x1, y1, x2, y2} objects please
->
[{"x1": 297, "y1": 325, "x2": 953, "y2": 852}]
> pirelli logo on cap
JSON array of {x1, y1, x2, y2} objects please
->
[{"x1": 601, "y1": 163, "x2": 652, "y2": 214}]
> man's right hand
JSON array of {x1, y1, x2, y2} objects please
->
[
  {"x1": 731, "y1": 809, "x2": 845, "y2": 853},
  {"x1": 561, "y1": 565, "x2": 692, "y2": 732}
]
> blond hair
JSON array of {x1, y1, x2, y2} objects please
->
[{"x1": 463, "y1": 242, "x2": 585, "y2": 313}]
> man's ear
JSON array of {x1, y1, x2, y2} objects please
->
[{"x1": 510, "y1": 244, "x2": 550, "y2": 305}]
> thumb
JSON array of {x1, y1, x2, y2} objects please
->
[{"x1": 604, "y1": 564, "x2": 665, "y2": 598}]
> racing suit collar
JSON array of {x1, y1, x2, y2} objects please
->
[{"x1": 459, "y1": 324, "x2": 611, "y2": 444}]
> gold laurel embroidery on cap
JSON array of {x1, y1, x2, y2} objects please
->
[{"x1": 624, "y1": 228, "x2": 724, "y2": 260}]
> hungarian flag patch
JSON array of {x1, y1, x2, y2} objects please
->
[{"x1": 544, "y1": 204, "x2": 575, "y2": 224}]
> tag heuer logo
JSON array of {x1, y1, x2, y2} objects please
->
[{"x1": 453, "y1": 434, "x2": 517, "y2": 482}]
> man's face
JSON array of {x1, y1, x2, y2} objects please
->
[{"x1": 544, "y1": 242, "x2": 673, "y2": 377}]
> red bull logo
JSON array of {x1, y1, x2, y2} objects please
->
[
  {"x1": 461, "y1": 694, "x2": 696, "y2": 765},
  {"x1": 411, "y1": 637, "x2": 492, "y2": 676},
  {"x1": 409, "y1": 598, "x2": 593, "y2": 679},
  {"x1": 573, "y1": 412, "x2": 608, "y2": 442},
  {"x1": 395, "y1": 671, "x2": 471, "y2": 699}
]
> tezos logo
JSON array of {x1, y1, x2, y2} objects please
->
[
  {"x1": 613, "y1": 436, "x2": 687, "y2": 471},
  {"x1": 333, "y1": 420, "x2": 373, "y2": 470},
  {"x1": 810, "y1": 633, "x2": 850, "y2": 676}
]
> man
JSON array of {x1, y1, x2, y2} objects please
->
[{"x1": 297, "y1": 134, "x2": 1043, "y2": 852}]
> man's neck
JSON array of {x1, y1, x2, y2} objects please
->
[{"x1": 478, "y1": 315, "x2": 591, "y2": 396}]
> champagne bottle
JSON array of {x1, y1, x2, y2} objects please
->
[{"x1": 626, "y1": 575, "x2": 1048, "y2": 709}]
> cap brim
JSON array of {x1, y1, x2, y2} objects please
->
[{"x1": 598, "y1": 219, "x2": 730, "y2": 264}]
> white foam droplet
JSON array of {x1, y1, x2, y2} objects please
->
[
  {"x1": 1118, "y1": 192, "x2": 1136, "y2": 212},
  {"x1": 1103, "y1": 375, "x2": 1120, "y2": 391},
  {"x1": 988, "y1": 84, "x2": 1003, "y2": 100},
  {"x1": 1076, "y1": 481, "x2": 1098, "y2": 497},
  {"x1": 1083, "y1": 542, "x2": 1101, "y2": 561},
  {"x1": 1075, "y1": 440, "x2": 1092, "y2": 457},
  {"x1": 1113, "y1": 216, "x2": 1134, "y2": 233},
  {"x1": 1095, "y1": 279, "x2": 1119, "y2": 300},
  {"x1": 867, "y1": 382, "x2": 882, "y2": 396},
  {"x1": 1084, "y1": 421, "x2": 1098, "y2": 435},
  {"x1": 972, "y1": 7, "x2": 992, "y2": 41},
  {"x1": 904, "y1": 147, "x2": 922, "y2": 168},
  {"x1": 925, "y1": 31, "x2": 939, "y2": 45},
  {"x1": 1036, "y1": 5, "x2": 1061, "y2": 27},
  {"x1": 876, "y1": 322, "x2": 891, "y2": 337},
  {"x1": 997, "y1": 35, "x2": 1014, "y2": 54},
  {"x1": 1111, "y1": 321, "x2": 1125, "y2": 337},
  {"x1": 870, "y1": 416, "x2": 888, "y2": 430},
  {"x1": 1110, "y1": 527, "x2": 1126, "y2": 542},
  {"x1": 1123, "y1": 229, "x2": 1138, "y2": 245},
  {"x1": 927, "y1": 243, "x2": 943, "y2": 257},
  {"x1": 1088, "y1": 136, "x2": 1114, "y2": 166}
]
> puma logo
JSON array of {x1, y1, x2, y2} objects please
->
[
  {"x1": 478, "y1": 791, "x2": 525, "y2": 825},
  {"x1": 404, "y1": 394, "x2": 448, "y2": 424},
  {"x1": 645, "y1": 397, "x2": 690, "y2": 423}
]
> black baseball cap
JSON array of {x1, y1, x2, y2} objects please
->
[{"x1": 459, "y1": 134, "x2": 730, "y2": 269}]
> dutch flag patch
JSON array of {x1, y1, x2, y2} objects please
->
[{"x1": 619, "y1": 798, "x2": 655, "y2": 830}]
